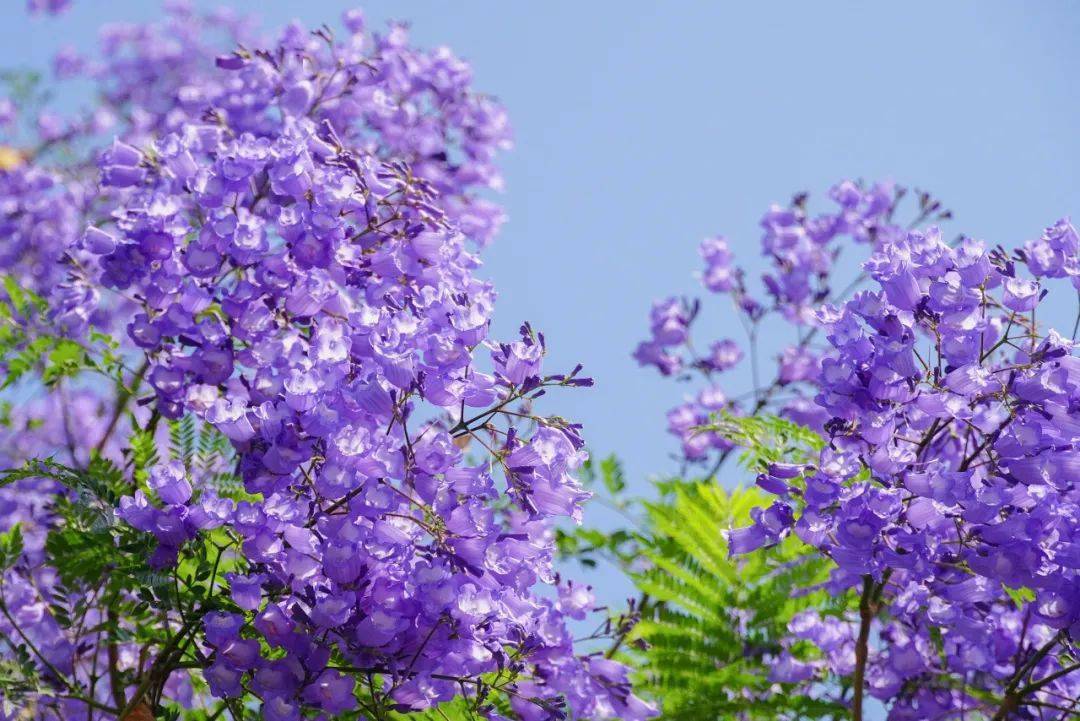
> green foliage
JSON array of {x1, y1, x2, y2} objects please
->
[
  {"x1": 0, "y1": 455, "x2": 124, "y2": 503},
  {"x1": 167, "y1": 415, "x2": 246, "y2": 500},
  {"x1": 593, "y1": 454, "x2": 626, "y2": 495},
  {"x1": 130, "y1": 426, "x2": 160, "y2": 484},
  {"x1": 559, "y1": 417, "x2": 851, "y2": 720},
  {"x1": 0, "y1": 456, "x2": 157, "y2": 589},
  {"x1": 0, "y1": 446, "x2": 245, "y2": 711},
  {"x1": 0, "y1": 69, "x2": 43, "y2": 107},
  {"x1": 703, "y1": 411, "x2": 825, "y2": 472},
  {"x1": 0, "y1": 523, "x2": 22, "y2": 570},
  {"x1": 0, "y1": 276, "x2": 45, "y2": 318},
  {"x1": 170, "y1": 413, "x2": 199, "y2": 468},
  {"x1": 0, "y1": 641, "x2": 36, "y2": 715},
  {"x1": 620, "y1": 416, "x2": 853, "y2": 719},
  {"x1": 0, "y1": 456, "x2": 152, "y2": 707},
  {"x1": 0, "y1": 275, "x2": 126, "y2": 390},
  {"x1": 629, "y1": 482, "x2": 847, "y2": 720}
]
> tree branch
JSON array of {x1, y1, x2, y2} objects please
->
[
  {"x1": 851, "y1": 576, "x2": 875, "y2": 721},
  {"x1": 990, "y1": 631, "x2": 1066, "y2": 721}
]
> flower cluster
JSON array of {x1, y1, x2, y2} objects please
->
[
  {"x1": 761, "y1": 225, "x2": 1080, "y2": 716},
  {"x1": 26, "y1": 0, "x2": 71, "y2": 15},
  {"x1": 635, "y1": 181, "x2": 915, "y2": 468},
  {"x1": 118, "y1": 461, "x2": 234, "y2": 568},
  {"x1": 640, "y1": 182, "x2": 1080, "y2": 716},
  {"x1": 0, "y1": 5, "x2": 652, "y2": 720}
]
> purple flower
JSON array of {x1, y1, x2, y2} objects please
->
[
  {"x1": 26, "y1": 0, "x2": 71, "y2": 15},
  {"x1": 261, "y1": 695, "x2": 301, "y2": 721},
  {"x1": 219, "y1": 638, "x2": 261, "y2": 670},
  {"x1": 769, "y1": 653, "x2": 816, "y2": 683},
  {"x1": 227, "y1": 572, "x2": 266, "y2": 612},
  {"x1": 148, "y1": 460, "x2": 192, "y2": 505},
  {"x1": 648, "y1": 297, "x2": 693, "y2": 346},
  {"x1": 302, "y1": 669, "x2": 356, "y2": 714},
  {"x1": 556, "y1": 581, "x2": 595, "y2": 621},
  {"x1": 700, "y1": 235, "x2": 736, "y2": 292},
  {"x1": 204, "y1": 612, "x2": 244, "y2": 648},
  {"x1": 310, "y1": 592, "x2": 355, "y2": 629},
  {"x1": 252, "y1": 658, "x2": 304, "y2": 699},
  {"x1": 117, "y1": 491, "x2": 156, "y2": 533},
  {"x1": 205, "y1": 661, "x2": 244, "y2": 698},
  {"x1": 636, "y1": 179, "x2": 1080, "y2": 717},
  {"x1": 704, "y1": 339, "x2": 743, "y2": 372},
  {"x1": 99, "y1": 139, "x2": 146, "y2": 188},
  {"x1": 1002, "y1": 277, "x2": 1040, "y2": 311}
]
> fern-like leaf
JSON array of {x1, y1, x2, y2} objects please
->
[{"x1": 628, "y1": 482, "x2": 850, "y2": 721}]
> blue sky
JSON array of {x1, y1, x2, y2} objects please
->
[{"x1": 5, "y1": 3, "x2": 1080, "y2": 672}]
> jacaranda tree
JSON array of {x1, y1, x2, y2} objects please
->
[
  {"x1": 4, "y1": 2, "x2": 1080, "y2": 721},
  {"x1": 0, "y1": 3, "x2": 654, "y2": 719},
  {"x1": 633, "y1": 182, "x2": 1080, "y2": 718}
]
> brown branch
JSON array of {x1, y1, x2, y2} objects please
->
[
  {"x1": 106, "y1": 607, "x2": 126, "y2": 711},
  {"x1": 851, "y1": 576, "x2": 876, "y2": 721},
  {"x1": 1022, "y1": 660, "x2": 1080, "y2": 696},
  {"x1": 94, "y1": 360, "x2": 149, "y2": 457},
  {"x1": 116, "y1": 618, "x2": 200, "y2": 720},
  {"x1": 990, "y1": 631, "x2": 1066, "y2": 721}
]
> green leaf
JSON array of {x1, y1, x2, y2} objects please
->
[
  {"x1": 0, "y1": 523, "x2": 23, "y2": 569},
  {"x1": 599, "y1": 455, "x2": 626, "y2": 495},
  {"x1": 1, "y1": 275, "x2": 44, "y2": 317},
  {"x1": 624, "y1": 479, "x2": 849, "y2": 720},
  {"x1": 42, "y1": 339, "x2": 87, "y2": 386},
  {"x1": 44, "y1": 525, "x2": 117, "y2": 586},
  {"x1": 130, "y1": 428, "x2": 159, "y2": 484},
  {"x1": 1004, "y1": 585, "x2": 1035, "y2": 608},
  {"x1": 170, "y1": 414, "x2": 198, "y2": 468}
]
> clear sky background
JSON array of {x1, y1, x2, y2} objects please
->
[{"x1": 4, "y1": 5, "x2": 1080, "y2": 700}]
